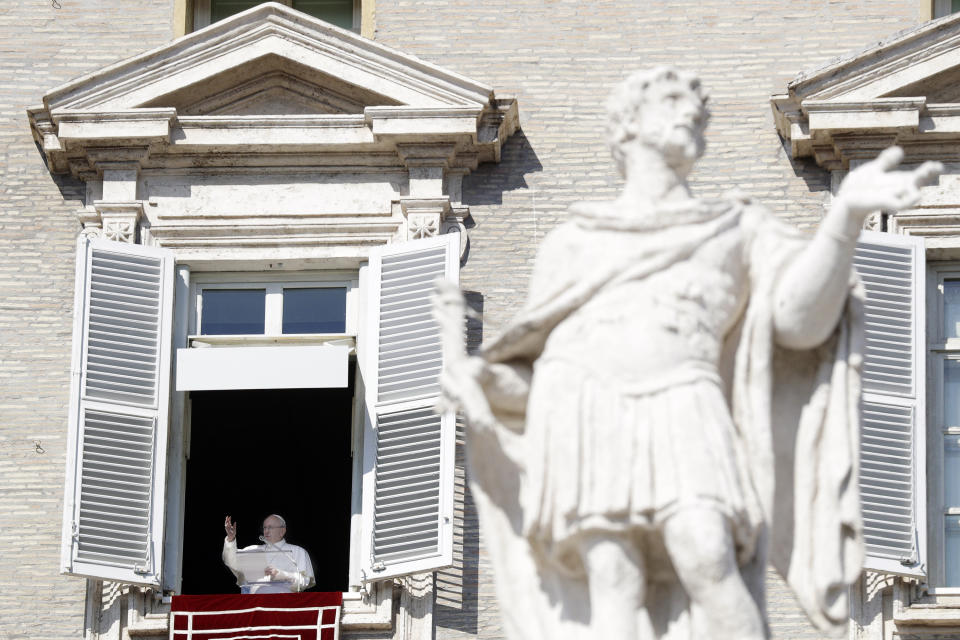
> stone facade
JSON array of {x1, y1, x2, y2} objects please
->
[
  {"x1": 0, "y1": 1, "x2": 953, "y2": 640},
  {"x1": 0, "y1": 3, "x2": 173, "y2": 638}
]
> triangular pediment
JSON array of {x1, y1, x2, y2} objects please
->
[
  {"x1": 772, "y1": 12, "x2": 960, "y2": 168},
  {"x1": 884, "y1": 63, "x2": 960, "y2": 103},
  {"x1": 140, "y1": 57, "x2": 401, "y2": 116},
  {"x1": 784, "y1": 12, "x2": 960, "y2": 102},
  {"x1": 38, "y1": 3, "x2": 493, "y2": 113},
  {"x1": 27, "y1": 2, "x2": 518, "y2": 175}
]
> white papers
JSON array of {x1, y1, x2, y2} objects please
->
[{"x1": 235, "y1": 547, "x2": 298, "y2": 588}]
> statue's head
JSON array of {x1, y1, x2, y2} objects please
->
[{"x1": 606, "y1": 67, "x2": 709, "y2": 178}]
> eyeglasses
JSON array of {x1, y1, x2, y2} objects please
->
[{"x1": 262, "y1": 525, "x2": 285, "y2": 531}]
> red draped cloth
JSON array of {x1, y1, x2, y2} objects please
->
[{"x1": 171, "y1": 593, "x2": 343, "y2": 640}]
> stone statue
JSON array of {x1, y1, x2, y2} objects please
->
[{"x1": 433, "y1": 67, "x2": 941, "y2": 640}]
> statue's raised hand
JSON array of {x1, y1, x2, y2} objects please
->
[{"x1": 836, "y1": 146, "x2": 941, "y2": 220}]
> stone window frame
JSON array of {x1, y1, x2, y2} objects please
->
[
  {"x1": 933, "y1": 0, "x2": 960, "y2": 20},
  {"x1": 923, "y1": 261, "x2": 960, "y2": 592},
  {"x1": 173, "y1": 0, "x2": 375, "y2": 38},
  {"x1": 887, "y1": 214, "x2": 960, "y2": 598}
]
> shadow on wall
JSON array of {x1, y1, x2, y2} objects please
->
[
  {"x1": 434, "y1": 291, "x2": 484, "y2": 636},
  {"x1": 779, "y1": 137, "x2": 832, "y2": 198},
  {"x1": 462, "y1": 128, "x2": 543, "y2": 206},
  {"x1": 35, "y1": 136, "x2": 85, "y2": 211}
]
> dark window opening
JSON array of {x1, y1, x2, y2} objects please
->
[
  {"x1": 181, "y1": 379, "x2": 355, "y2": 594},
  {"x1": 210, "y1": 0, "x2": 355, "y2": 30}
]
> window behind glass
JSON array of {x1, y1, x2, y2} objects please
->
[
  {"x1": 209, "y1": 0, "x2": 355, "y2": 30},
  {"x1": 200, "y1": 289, "x2": 266, "y2": 335},
  {"x1": 283, "y1": 287, "x2": 347, "y2": 334}
]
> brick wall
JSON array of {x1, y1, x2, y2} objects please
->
[
  {"x1": 0, "y1": 1, "x2": 937, "y2": 639},
  {"x1": 0, "y1": 1, "x2": 172, "y2": 637},
  {"x1": 368, "y1": 2, "x2": 925, "y2": 638}
]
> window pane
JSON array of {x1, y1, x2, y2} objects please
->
[
  {"x1": 293, "y1": 0, "x2": 354, "y2": 29},
  {"x1": 210, "y1": 0, "x2": 265, "y2": 23},
  {"x1": 945, "y1": 280, "x2": 960, "y2": 340},
  {"x1": 947, "y1": 435, "x2": 960, "y2": 508},
  {"x1": 947, "y1": 516, "x2": 960, "y2": 586},
  {"x1": 282, "y1": 287, "x2": 346, "y2": 334},
  {"x1": 946, "y1": 360, "x2": 960, "y2": 427},
  {"x1": 953, "y1": 0, "x2": 960, "y2": 14},
  {"x1": 201, "y1": 289, "x2": 266, "y2": 335}
]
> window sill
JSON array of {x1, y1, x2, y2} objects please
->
[
  {"x1": 127, "y1": 612, "x2": 170, "y2": 637},
  {"x1": 897, "y1": 600, "x2": 960, "y2": 626},
  {"x1": 341, "y1": 581, "x2": 394, "y2": 629},
  {"x1": 188, "y1": 334, "x2": 355, "y2": 352}
]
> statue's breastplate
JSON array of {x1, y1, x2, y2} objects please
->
[{"x1": 543, "y1": 226, "x2": 748, "y2": 381}]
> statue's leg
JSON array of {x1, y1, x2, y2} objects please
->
[
  {"x1": 661, "y1": 508, "x2": 764, "y2": 640},
  {"x1": 577, "y1": 532, "x2": 645, "y2": 639}
]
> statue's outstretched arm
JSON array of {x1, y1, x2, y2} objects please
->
[
  {"x1": 772, "y1": 147, "x2": 941, "y2": 350},
  {"x1": 433, "y1": 280, "x2": 530, "y2": 432}
]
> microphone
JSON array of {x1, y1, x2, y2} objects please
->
[{"x1": 258, "y1": 535, "x2": 299, "y2": 575}]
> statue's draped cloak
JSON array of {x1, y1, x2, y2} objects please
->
[{"x1": 459, "y1": 197, "x2": 863, "y2": 640}]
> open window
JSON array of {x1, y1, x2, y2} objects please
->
[
  {"x1": 61, "y1": 233, "x2": 460, "y2": 596},
  {"x1": 853, "y1": 230, "x2": 927, "y2": 578},
  {"x1": 176, "y1": 275, "x2": 357, "y2": 393}
]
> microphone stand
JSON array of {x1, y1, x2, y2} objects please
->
[{"x1": 259, "y1": 535, "x2": 300, "y2": 583}]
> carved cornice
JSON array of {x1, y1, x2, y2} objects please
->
[
  {"x1": 772, "y1": 13, "x2": 960, "y2": 169},
  {"x1": 889, "y1": 208, "x2": 960, "y2": 237},
  {"x1": 29, "y1": 106, "x2": 516, "y2": 179},
  {"x1": 394, "y1": 142, "x2": 458, "y2": 168},
  {"x1": 773, "y1": 96, "x2": 933, "y2": 168}
]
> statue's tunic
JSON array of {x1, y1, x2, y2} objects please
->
[{"x1": 525, "y1": 206, "x2": 759, "y2": 566}]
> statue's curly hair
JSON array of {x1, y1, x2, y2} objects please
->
[{"x1": 606, "y1": 67, "x2": 709, "y2": 177}]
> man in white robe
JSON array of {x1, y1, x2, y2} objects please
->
[{"x1": 222, "y1": 514, "x2": 315, "y2": 594}]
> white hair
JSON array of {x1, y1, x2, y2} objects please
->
[{"x1": 266, "y1": 514, "x2": 286, "y2": 528}]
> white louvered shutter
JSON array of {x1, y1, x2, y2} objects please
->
[
  {"x1": 60, "y1": 237, "x2": 175, "y2": 586},
  {"x1": 359, "y1": 233, "x2": 459, "y2": 581},
  {"x1": 853, "y1": 230, "x2": 926, "y2": 577}
]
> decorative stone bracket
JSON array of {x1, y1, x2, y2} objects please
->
[
  {"x1": 400, "y1": 197, "x2": 453, "y2": 241},
  {"x1": 95, "y1": 201, "x2": 144, "y2": 244}
]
